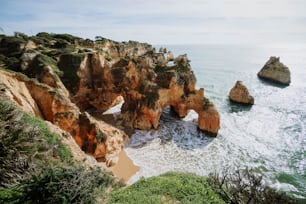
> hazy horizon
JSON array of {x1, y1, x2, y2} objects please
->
[{"x1": 1, "y1": 0, "x2": 306, "y2": 45}]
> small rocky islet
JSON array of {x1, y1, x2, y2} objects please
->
[
  {"x1": 258, "y1": 56, "x2": 291, "y2": 85},
  {"x1": 229, "y1": 56, "x2": 291, "y2": 106},
  {"x1": 229, "y1": 80, "x2": 254, "y2": 105}
]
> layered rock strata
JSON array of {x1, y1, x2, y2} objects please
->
[
  {"x1": 229, "y1": 81, "x2": 254, "y2": 105},
  {"x1": 257, "y1": 56, "x2": 291, "y2": 85}
]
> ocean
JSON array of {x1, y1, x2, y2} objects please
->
[{"x1": 125, "y1": 44, "x2": 306, "y2": 199}]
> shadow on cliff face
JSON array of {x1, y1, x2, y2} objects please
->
[{"x1": 127, "y1": 106, "x2": 215, "y2": 151}]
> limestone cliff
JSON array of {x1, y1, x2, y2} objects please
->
[
  {"x1": 0, "y1": 32, "x2": 220, "y2": 168},
  {"x1": 0, "y1": 70, "x2": 127, "y2": 166},
  {"x1": 71, "y1": 52, "x2": 220, "y2": 136}
]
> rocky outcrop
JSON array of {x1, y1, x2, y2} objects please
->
[
  {"x1": 257, "y1": 56, "x2": 291, "y2": 85},
  {"x1": 0, "y1": 70, "x2": 127, "y2": 166},
  {"x1": 0, "y1": 32, "x2": 221, "y2": 165},
  {"x1": 229, "y1": 81, "x2": 254, "y2": 105},
  {"x1": 70, "y1": 51, "x2": 220, "y2": 136}
]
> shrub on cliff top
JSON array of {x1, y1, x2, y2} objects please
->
[{"x1": 27, "y1": 53, "x2": 63, "y2": 77}]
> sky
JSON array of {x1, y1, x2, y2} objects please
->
[{"x1": 0, "y1": 0, "x2": 306, "y2": 44}]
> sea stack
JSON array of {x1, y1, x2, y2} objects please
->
[
  {"x1": 229, "y1": 81, "x2": 254, "y2": 105},
  {"x1": 257, "y1": 56, "x2": 291, "y2": 85}
]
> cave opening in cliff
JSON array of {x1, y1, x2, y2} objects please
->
[{"x1": 89, "y1": 96, "x2": 124, "y2": 127}]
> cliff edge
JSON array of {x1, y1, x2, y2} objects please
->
[{"x1": 0, "y1": 33, "x2": 220, "y2": 168}]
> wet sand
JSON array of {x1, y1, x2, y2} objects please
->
[{"x1": 109, "y1": 149, "x2": 140, "y2": 183}]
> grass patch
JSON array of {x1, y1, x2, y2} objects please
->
[{"x1": 108, "y1": 171, "x2": 225, "y2": 204}]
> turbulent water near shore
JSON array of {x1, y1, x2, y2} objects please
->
[{"x1": 125, "y1": 44, "x2": 306, "y2": 198}]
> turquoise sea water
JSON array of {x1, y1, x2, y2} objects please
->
[{"x1": 125, "y1": 44, "x2": 306, "y2": 199}]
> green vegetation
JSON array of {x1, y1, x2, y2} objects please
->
[
  {"x1": 0, "y1": 166, "x2": 118, "y2": 204},
  {"x1": 108, "y1": 170, "x2": 298, "y2": 204},
  {"x1": 0, "y1": 54, "x2": 20, "y2": 70},
  {"x1": 0, "y1": 100, "x2": 72, "y2": 188},
  {"x1": 27, "y1": 53, "x2": 63, "y2": 77},
  {"x1": 108, "y1": 171, "x2": 225, "y2": 204},
  {"x1": 34, "y1": 32, "x2": 86, "y2": 50},
  {"x1": 58, "y1": 53, "x2": 85, "y2": 93},
  {"x1": 0, "y1": 32, "x2": 302, "y2": 203},
  {"x1": 208, "y1": 168, "x2": 298, "y2": 204},
  {"x1": 0, "y1": 100, "x2": 121, "y2": 204},
  {"x1": 0, "y1": 36, "x2": 26, "y2": 55}
]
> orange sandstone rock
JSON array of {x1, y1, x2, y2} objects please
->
[
  {"x1": 0, "y1": 70, "x2": 126, "y2": 166},
  {"x1": 229, "y1": 81, "x2": 254, "y2": 105}
]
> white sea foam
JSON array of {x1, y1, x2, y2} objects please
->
[{"x1": 123, "y1": 44, "x2": 306, "y2": 198}]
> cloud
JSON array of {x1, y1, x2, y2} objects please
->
[{"x1": 0, "y1": 0, "x2": 306, "y2": 44}]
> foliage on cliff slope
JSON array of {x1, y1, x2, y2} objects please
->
[
  {"x1": 0, "y1": 100, "x2": 118, "y2": 203},
  {"x1": 0, "y1": 100, "x2": 72, "y2": 188}
]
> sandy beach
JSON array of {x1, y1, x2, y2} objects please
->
[{"x1": 109, "y1": 149, "x2": 140, "y2": 183}]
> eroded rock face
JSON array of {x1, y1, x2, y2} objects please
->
[
  {"x1": 0, "y1": 32, "x2": 221, "y2": 164},
  {"x1": 71, "y1": 50, "x2": 220, "y2": 136},
  {"x1": 0, "y1": 70, "x2": 127, "y2": 166},
  {"x1": 229, "y1": 81, "x2": 254, "y2": 105},
  {"x1": 258, "y1": 56, "x2": 291, "y2": 85}
]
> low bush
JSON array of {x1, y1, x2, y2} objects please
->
[
  {"x1": 207, "y1": 168, "x2": 297, "y2": 204},
  {"x1": 0, "y1": 101, "x2": 72, "y2": 187},
  {"x1": 0, "y1": 166, "x2": 117, "y2": 204},
  {"x1": 19, "y1": 166, "x2": 115, "y2": 204}
]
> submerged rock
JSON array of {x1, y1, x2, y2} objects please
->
[
  {"x1": 257, "y1": 56, "x2": 291, "y2": 85},
  {"x1": 229, "y1": 81, "x2": 254, "y2": 105}
]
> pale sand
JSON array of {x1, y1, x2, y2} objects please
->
[{"x1": 109, "y1": 149, "x2": 140, "y2": 182}]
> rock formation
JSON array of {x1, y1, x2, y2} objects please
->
[
  {"x1": 0, "y1": 70, "x2": 127, "y2": 167},
  {"x1": 229, "y1": 81, "x2": 254, "y2": 105},
  {"x1": 71, "y1": 52, "x2": 220, "y2": 136},
  {"x1": 257, "y1": 56, "x2": 291, "y2": 85},
  {"x1": 0, "y1": 33, "x2": 221, "y2": 167}
]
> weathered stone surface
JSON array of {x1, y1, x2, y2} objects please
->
[
  {"x1": 70, "y1": 50, "x2": 220, "y2": 136},
  {"x1": 229, "y1": 81, "x2": 254, "y2": 105},
  {"x1": 257, "y1": 56, "x2": 291, "y2": 85},
  {"x1": 0, "y1": 70, "x2": 127, "y2": 166},
  {"x1": 0, "y1": 32, "x2": 222, "y2": 170}
]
